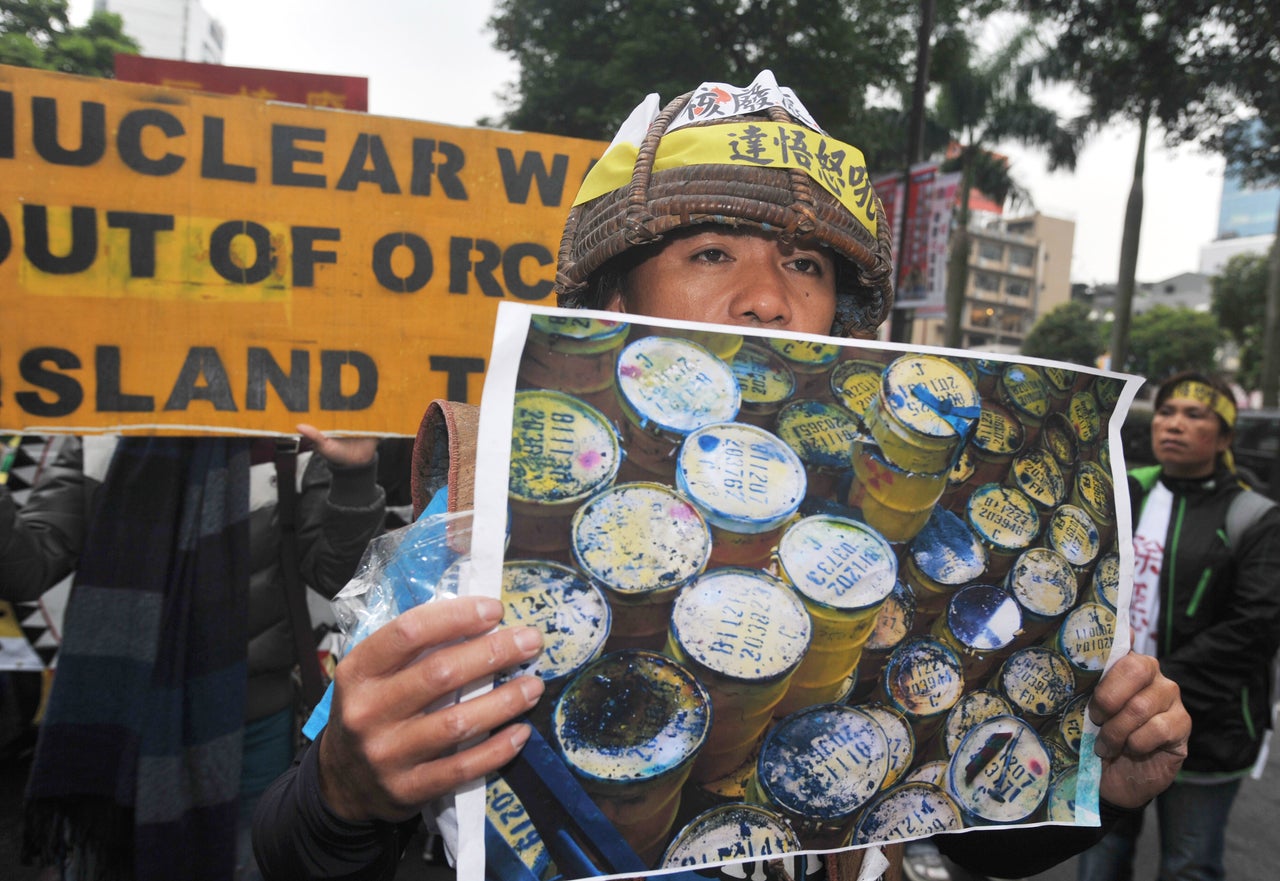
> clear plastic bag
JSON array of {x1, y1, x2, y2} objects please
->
[{"x1": 331, "y1": 508, "x2": 475, "y2": 653}]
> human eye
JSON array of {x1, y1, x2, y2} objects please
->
[
  {"x1": 692, "y1": 247, "x2": 731, "y2": 264},
  {"x1": 788, "y1": 255, "x2": 825, "y2": 275}
]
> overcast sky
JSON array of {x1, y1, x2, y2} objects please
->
[{"x1": 76, "y1": 0, "x2": 1228, "y2": 286}]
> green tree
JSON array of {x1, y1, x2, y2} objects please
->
[
  {"x1": 1211, "y1": 252, "x2": 1269, "y2": 389},
  {"x1": 486, "y1": 0, "x2": 917, "y2": 147},
  {"x1": 1194, "y1": 3, "x2": 1280, "y2": 406},
  {"x1": 1027, "y1": 0, "x2": 1244, "y2": 374},
  {"x1": 931, "y1": 27, "x2": 1081, "y2": 348},
  {"x1": 1021, "y1": 301, "x2": 1102, "y2": 366},
  {"x1": 0, "y1": 0, "x2": 137, "y2": 77},
  {"x1": 1127, "y1": 306, "x2": 1223, "y2": 382}
]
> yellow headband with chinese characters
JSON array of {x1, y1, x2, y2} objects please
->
[
  {"x1": 1167, "y1": 380, "x2": 1237, "y2": 429},
  {"x1": 574, "y1": 122, "x2": 878, "y2": 237}
]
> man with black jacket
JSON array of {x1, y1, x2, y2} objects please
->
[
  {"x1": 253, "y1": 73, "x2": 1192, "y2": 881},
  {"x1": 1078, "y1": 371, "x2": 1280, "y2": 881}
]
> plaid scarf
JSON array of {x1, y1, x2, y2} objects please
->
[{"x1": 24, "y1": 437, "x2": 251, "y2": 881}]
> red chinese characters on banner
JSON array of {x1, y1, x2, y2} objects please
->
[
  {"x1": 873, "y1": 162, "x2": 1000, "y2": 310},
  {"x1": 114, "y1": 54, "x2": 368, "y2": 111}
]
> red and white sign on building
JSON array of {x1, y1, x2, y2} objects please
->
[{"x1": 114, "y1": 54, "x2": 368, "y2": 111}]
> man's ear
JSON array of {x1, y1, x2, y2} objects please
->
[{"x1": 602, "y1": 287, "x2": 627, "y2": 314}]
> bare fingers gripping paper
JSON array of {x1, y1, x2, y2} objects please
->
[{"x1": 469, "y1": 300, "x2": 1143, "y2": 881}]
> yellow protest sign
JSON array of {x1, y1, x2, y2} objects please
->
[{"x1": 0, "y1": 65, "x2": 604, "y2": 436}]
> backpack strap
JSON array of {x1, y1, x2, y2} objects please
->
[
  {"x1": 1226, "y1": 488, "x2": 1277, "y2": 549},
  {"x1": 411, "y1": 399, "x2": 480, "y2": 520}
]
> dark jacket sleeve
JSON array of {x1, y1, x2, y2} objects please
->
[
  {"x1": 253, "y1": 732, "x2": 418, "y2": 881},
  {"x1": 936, "y1": 800, "x2": 1136, "y2": 878},
  {"x1": 0, "y1": 437, "x2": 93, "y2": 602},
  {"x1": 1159, "y1": 504, "x2": 1280, "y2": 710},
  {"x1": 294, "y1": 452, "x2": 387, "y2": 600}
]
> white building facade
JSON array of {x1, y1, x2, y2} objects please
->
[{"x1": 95, "y1": 0, "x2": 224, "y2": 63}]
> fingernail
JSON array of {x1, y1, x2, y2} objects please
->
[
  {"x1": 510, "y1": 724, "x2": 532, "y2": 750},
  {"x1": 477, "y1": 598, "x2": 504, "y2": 624},
  {"x1": 514, "y1": 627, "x2": 543, "y2": 652},
  {"x1": 519, "y1": 676, "x2": 545, "y2": 703},
  {"x1": 1095, "y1": 742, "x2": 1115, "y2": 759}
]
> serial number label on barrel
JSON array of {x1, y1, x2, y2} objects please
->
[
  {"x1": 949, "y1": 716, "x2": 1051, "y2": 822},
  {"x1": 510, "y1": 390, "x2": 618, "y2": 502}
]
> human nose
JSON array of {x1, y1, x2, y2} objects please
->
[{"x1": 728, "y1": 263, "x2": 793, "y2": 327}]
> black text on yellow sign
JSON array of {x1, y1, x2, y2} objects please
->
[{"x1": 0, "y1": 65, "x2": 604, "y2": 435}]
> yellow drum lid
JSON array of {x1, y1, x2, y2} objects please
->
[
  {"x1": 675, "y1": 422, "x2": 807, "y2": 533},
  {"x1": 775, "y1": 515, "x2": 898, "y2": 612},
  {"x1": 670, "y1": 567, "x2": 811, "y2": 682},
  {"x1": 1094, "y1": 376, "x2": 1123, "y2": 411},
  {"x1": 501, "y1": 560, "x2": 612, "y2": 685},
  {"x1": 767, "y1": 337, "x2": 841, "y2": 372},
  {"x1": 908, "y1": 508, "x2": 988, "y2": 588},
  {"x1": 878, "y1": 355, "x2": 982, "y2": 444},
  {"x1": 1047, "y1": 504, "x2": 1101, "y2": 568},
  {"x1": 616, "y1": 334, "x2": 740, "y2": 436},
  {"x1": 1040, "y1": 412, "x2": 1079, "y2": 469},
  {"x1": 999, "y1": 363, "x2": 1050, "y2": 422},
  {"x1": 1068, "y1": 390, "x2": 1101, "y2": 445},
  {"x1": 849, "y1": 782, "x2": 963, "y2": 845},
  {"x1": 830, "y1": 358, "x2": 885, "y2": 420},
  {"x1": 1006, "y1": 547, "x2": 1077, "y2": 618},
  {"x1": 1072, "y1": 460, "x2": 1115, "y2": 525},
  {"x1": 731, "y1": 342, "x2": 796, "y2": 413},
  {"x1": 941, "y1": 583, "x2": 1023, "y2": 653},
  {"x1": 1042, "y1": 366, "x2": 1077, "y2": 398},
  {"x1": 509, "y1": 389, "x2": 620, "y2": 504},
  {"x1": 1010, "y1": 447, "x2": 1067, "y2": 510},
  {"x1": 528, "y1": 314, "x2": 629, "y2": 353},
  {"x1": 942, "y1": 689, "x2": 1015, "y2": 757},
  {"x1": 757, "y1": 704, "x2": 889, "y2": 820},
  {"x1": 570, "y1": 481, "x2": 711, "y2": 597},
  {"x1": 966, "y1": 483, "x2": 1041, "y2": 554},
  {"x1": 775, "y1": 400, "x2": 863, "y2": 469},
  {"x1": 553, "y1": 649, "x2": 710, "y2": 783},
  {"x1": 661, "y1": 803, "x2": 800, "y2": 869},
  {"x1": 1090, "y1": 553, "x2": 1120, "y2": 610},
  {"x1": 971, "y1": 400, "x2": 1025, "y2": 458},
  {"x1": 947, "y1": 715, "x2": 1051, "y2": 822},
  {"x1": 882, "y1": 637, "x2": 965, "y2": 719},
  {"x1": 1056, "y1": 602, "x2": 1116, "y2": 674},
  {"x1": 997, "y1": 646, "x2": 1076, "y2": 717}
]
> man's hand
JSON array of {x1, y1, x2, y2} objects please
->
[
  {"x1": 317, "y1": 596, "x2": 545, "y2": 823},
  {"x1": 297, "y1": 423, "x2": 379, "y2": 468},
  {"x1": 1090, "y1": 651, "x2": 1191, "y2": 809}
]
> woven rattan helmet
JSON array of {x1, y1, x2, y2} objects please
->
[{"x1": 554, "y1": 73, "x2": 895, "y2": 338}]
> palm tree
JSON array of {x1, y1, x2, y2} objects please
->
[{"x1": 931, "y1": 28, "x2": 1082, "y2": 349}]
